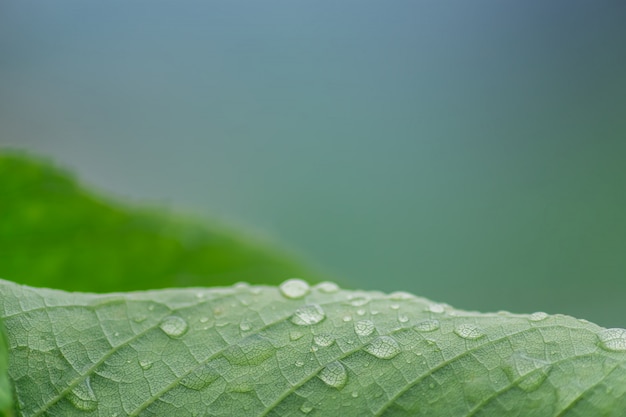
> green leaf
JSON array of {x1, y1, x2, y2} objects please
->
[
  {"x1": 1, "y1": 278, "x2": 625, "y2": 416},
  {"x1": 0, "y1": 318, "x2": 14, "y2": 417},
  {"x1": 0, "y1": 152, "x2": 321, "y2": 292}
]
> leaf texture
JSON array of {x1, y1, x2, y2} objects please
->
[
  {"x1": 0, "y1": 152, "x2": 320, "y2": 292},
  {"x1": 1, "y1": 278, "x2": 625, "y2": 416}
]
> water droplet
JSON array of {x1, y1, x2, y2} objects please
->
[
  {"x1": 224, "y1": 335, "x2": 274, "y2": 366},
  {"x1": 427, "y1": 303, "x2": 445, "y2": 314},
  {"x1": 351, "y1": 391, "x2": 359, "y2": 398},
  {"x1": 199, "y1": 317, "x2": 209, "y2": 323},
  {"x1": 398, "y1": 314, "x2": 409, "y2": 323},
  {"x1": 139, "y1": 360, "x2": 153, "y2": 370},
  {"x1": 504, "y1": 352, "x2": 551, "y2": 392},
  {"x1": 250, "y1": 287, "x2": 262, "y2": 295},
  {"x1": 529, "y1": 312, "x2": 549, "y2": 322},
  {"x1": 349, "y1": 296, "x2": 370, "y2": 307},
  {"x1": 356, "y1": 309, "x2": 366, "y2": 316},
  {"x1": 315, "y1": 281, "x2": 340, "y2": 293},
  {"x1": 342, "y1": 315, "x2": 353, "y2": 322},
  {"x1": 234, "y1": 282, "x2": 250, "y2": 290},
  {"x1": 133, "y1": 316, "x2": 147, "y2": 323},
  {"x1": 280, "y1": 279, "x2": 310, "y2": 299},
  {"x1": 291, "y1": 304, "x2": 326, "y2": 326},
  {"x1": 354, "y1": 320, "x2": 375, "y2": 336},
  {"x1": 159, "y1": 316, "x2": 188, "y2": 338},
  {"x1": 239, "y1": 322, "x2": 251, "y2": 332},
  {"x1": 318, "y1": 361, "x2": 347, "y2": 389},
  {"x1": 388, "y1": 291, "x2": 414, "y2": 300},
  {"x1": 415, "y1": 319, "x2": 440, "y2": 332},
  {"x1": 390, "y1": 303, "x2": 400, "y2": 310},
  {"x1": 598, "y1": 328, "x2": 626, "y2": 352},
  {"x1": 300, "y1": 404, "x2": 314, "y2": 414},
  {"x1": 364, "y1": 336, "x2": 401, "y2": 359},
  {"x1": 180, "y1": 363, "x2": 219, "y2": 390},
  {"x1": 295, "y1": 359, "x2": 305, "y2": 367},
  {"x1": 290, "y1": 330, "x2": 304, "y2": 341},
  {"x1": 314, "y1": 334, "x2": 335, "y2": 347},
  {"x1": 454, "y1": 324, "x2": 485, "y2": 340},
  {"x1": 67, "y1": 377, "x2": 98, "y2": 411}
]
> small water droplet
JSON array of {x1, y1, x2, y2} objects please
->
[
  {"x1": 180, "y1": 363, "x2": 219, "y2": 390},
  {"x1": 349, "y1": 296, "x2": 370, "y2": 307},
  {"x1": 239, "y1": 322, "x2": 251, "y2": 332},
  {"x1": 388, "y1": 291, "x2": 414, "y2": 300},
  {"x1": 291, "y1": 304, "x2": 326, "y2": 326},
  {"x1": 364, "y1": 336, "x2": 401, "y2": 359},
  {"x1": 314, "y1": 334, "x2": 335, "y2": 347},
  {"x1": 234, "y1": 282, "x2": 250, "y2": 290},
  {"x1": 199, "y1": 317, "x2": 209, "y2": 323},
  {"x1": 280, "y1": 279, "x2": 310, "y2": 299},
  {"x1": 315, "y1": 281, "x2": 340, "y2": 293},
  {"x1": 356, "y1": 309, "x2": 366, "y2": 316},
  {"x1": 159, "y1": 316, "x2": 189, "y2": 338},
  {"x1": 133, "y1": 316, "x2": 147, "y2": 323},
  {"x1": 354, "y1": 320, "x2": 375, "y2": 336},
  {"x1": 415, "y1": 319, "x2": 440, "y2": 332},
  {"x1": 398, "y1": 314, "x2": 409, "y2": 323},
  {"x1": 390, "y1": 303, "x2": 400, "y2": 310},
  {"x1": 67, "y1": 377, "x2": 98, "y2": 411},
  {"x1": 454, "y1": 324, "x2": 485, "y2": 340},
  {"x1": 300, "y1": 404, "x2": 314, "y2": 414},
  {"x1": 139, "y1": 360, "x2": 153, "y2": 370},
  {"x1": 250, "y1": 287, "x2": 262, "y2": 295},
  {"x1": 351, "y1": 391, "x2": 359, "y2": 398},
  {"x1": 290, "y1": 330, "x2": 304, "y2": 341},
  {"x1": 598, "y1": 328, "x2": 626, "y2": 352},
  {"x1": 427, "y1": 303, "x2": 445, "y2": 314},
  {"x1": 318, "y1": 361, "x2": 347, "y2": 389},
  {"x1": 343, "y1": 315, "x2": 353, "y2": 322},
  {"x1": 529, "y1": 312, "x2": 549, "y2": 322},
  {"x1": 295, "y1": 359, "x2": 305, "y2": 367},
  {"x1": 504, "y1": 352, "x2": 551, "y2": 392}
]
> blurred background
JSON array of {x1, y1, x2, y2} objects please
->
[{"x1": 1, "y1": 1, "x2": 625, "y2": 327}]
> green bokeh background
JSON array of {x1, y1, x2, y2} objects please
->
[{"x1": 1, "y1": 1, "x2": 625, "y2": 327}]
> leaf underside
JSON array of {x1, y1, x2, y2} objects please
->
[
  {"x1": 1, "y1": 278, "x2": 625, "y2": 417},
  {"x1": 0, "y1": 152, "x2": 320, "y2": 292}
]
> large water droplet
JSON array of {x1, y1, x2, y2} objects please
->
[
  {"x1": 318, "y1": 361, "x2": 347, "y2": 389},
  {"x1": 364, "y1": 336, "x2": 401, "y2": 359},
  {"x1": 291, "y1": 304, "x2": 325, "y2": 326},
  {"x1": 224, "y1": 335, "x2": 274, "y2": 366},
  {"x1": 598, "y1": 328, "x2": 626, "y2": 352},
  {"x1": 529, "y1": 312, "x2": 549, "y2": 322},
  {"x1": 354, "y1": 320, "x2": 375, "y2": 336},
  {"x1": 280, "y1": 279, "x2": 310, "y2": 299},
  {"x1": 67, "y1": 377, "x2": 98, "y2": 411},
  {"x1": 504, "y1": 352, "x2": 551, "y2": 392},
  {"x1": 314, "y1": 334, "x2": 335, "y2": 347},
  {"x1": 180, "y1": 363, "x2": 219, "y2": 390},
  {"x1": 415, "y1": 319, "x2": 440, "y2": 332},
  {"x1": 454, "y1": 324, "x2": 485, "y2": 340},
  {"x1": 315, "y1": 281, "x2": 340, "y2": 293},
  {"x1": 159, "y1": 316, "x2": 188, "y2": 338}
]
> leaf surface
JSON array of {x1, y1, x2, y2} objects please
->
[
  {"x1": 0, "y1": 318, "x2": 13, "y2": 417},
  {"x1": 0, "y1": 152, "x2": 320, "y2": 292},
  {"x1": 1, "y1": 278, "x2": 625, "y2": 416}
]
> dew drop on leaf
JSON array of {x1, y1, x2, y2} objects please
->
[
  {"x1": 291, "y1": 304, "x2": 326, "y2": 326},
  {"x1": 529, "y1": 312, "x2": 549, "y2": 322},
  {"x1": 598, "y1": 328, "x2": 626, "y2": 352},
  {"x1": 159, "y1": 316, "x2": 189, "y2": 338},
  {"x1": 139, "y1": 360, "x2": 153, "y2": 370},
  {"x1": 454, "y1": 324, "x2": 485, "y2": 340},
  {"x1": 279, "y1": 278, "x2": 310, "y2": 299},
  {"x1": 398, "y1": 314, "x2": 409, "y2": 323},
  {"x1": 289, "y1": 330, "x2": 304, "y2": 341},
  {"x1": 415, "y1": 319, "x2": 440, "y2": 332},
  {"x1": 348, "y1": 296, "x2": 370, "y2": 307},
  {"x1": 315, "y1": 281, "x2": 340, "y2": 293},
  {"x1": 364, "y1": 336, "x2": 401, "y2": 359},
  {"x1": 388, "y1": 291, "x2": 415, "y2": 300},
  {"x1": 427, "y1": 303, "x2": 445, "y2": 313},
  {"x1": 67, "y1": 376, "x2": 98, "y2": 411},
  {"x1": 314, "y1": 334, "x2": 335, "y2": 347},
  {"x1": 318, "y1": 361, "x2": 347, "y2": 389},
  {"x1": 354, "y1": 320, "x2": 375, "y2": 336}
]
